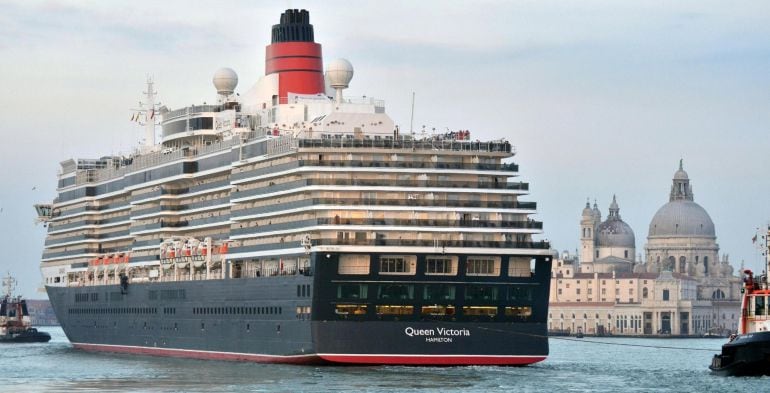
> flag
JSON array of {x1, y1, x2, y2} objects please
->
[{"x1": 150, "y1": 109, "x2": 155, "y2": 119}]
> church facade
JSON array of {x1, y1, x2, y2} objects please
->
[{"x1": 549, "y1": 161, "x2": 742, "y2": 336}]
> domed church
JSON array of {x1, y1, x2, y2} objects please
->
[
  {"x1": 549, "y1": 161, "x2": 742, "y2": 337},
  {"x1": 638, "y1": 160, "x2": 738, "y2": 299},
  {"x1": 642, "y1": 160, "x2": 722, "y2": 275},
  {"x1": 580, "y1": 195, "x2": 636, "y2": 273}
]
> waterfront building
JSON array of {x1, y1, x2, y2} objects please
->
[{"x1": 549, "y1": 162, "x2": 741, "y2": 336}]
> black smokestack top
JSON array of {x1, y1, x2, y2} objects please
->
[{"x1": 271, "y1": 9, "x2": 315, "y2": 43}]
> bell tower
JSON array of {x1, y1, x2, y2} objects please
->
[{"x1": 581, "y1": 198, "x2": 596, "y2": 264}]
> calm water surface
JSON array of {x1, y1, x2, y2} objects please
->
[{"x1": 2, "y1": 327, "x2": 767, "y2": 392}]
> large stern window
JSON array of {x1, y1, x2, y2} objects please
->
[
  {"x1": 379, "y1": 255, "x2": 416, "y2": 275},
  {"x1": 466, "y1": 257, "x2": 500, "y2": 276}
]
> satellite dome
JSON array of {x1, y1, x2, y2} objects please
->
[
  {"x1": 213, "y1": 67, "x2": 238, "y2": 95},
  {"x1": 325, "y1": 58, "x2": 354, "y2": 88}
]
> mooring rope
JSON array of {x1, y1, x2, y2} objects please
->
[{"x1": 471, "y1": 324, "x2": 722, "y2": 352}]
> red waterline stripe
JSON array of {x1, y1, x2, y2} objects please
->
[
  {"x1": 317, "y1": 354, "x2": 547, "y2": 366},
  {"x1": 72, "y1": 343, "x2": 320, "y2": 364}
]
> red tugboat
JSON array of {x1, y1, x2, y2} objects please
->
[
  {"x1": 710, "y1": 226, "x2": 770, "y2": 376},
  {"x1": 0, "y1": 273, "x2": 51, "y2": 343}
]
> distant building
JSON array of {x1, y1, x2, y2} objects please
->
[
  {"x1": 25, "y1": 299, "x2": 59, "y2": 326},
  {"x1": 549, "y1": 161, "x2": 741, "y2": 336}
]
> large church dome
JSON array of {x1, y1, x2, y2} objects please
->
[
  {"x1": 648, "y1": 200, "x2": 715, "y2": 237},
  {"x1": 648, "y1": 160, "x2": 716, "y2": 238},
  {"x1": 596, "y1": 195, "x2": 636, "y2": 248}
]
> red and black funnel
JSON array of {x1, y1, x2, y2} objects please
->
[{"x1": 265, "y1": 9, "x2": 325, "y2": 98}]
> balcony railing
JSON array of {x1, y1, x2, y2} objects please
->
[
  {"x1": 314, "y1": 218, "x2": 543, "y2": 229},
  {"x1": 233, "y1": 179, "x2": 529, "y2": 199},
  {"x1": 297, "y1": 138, "x2": 513, "y2": 154},
  {"x1": 314, "y1": 238, "x2": 550, "y2": 249},
  {"x1": 232, "y1": 197, "x2": 537, "y2": 218}
]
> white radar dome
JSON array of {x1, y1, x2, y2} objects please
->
[
  {"x1": 213, "y1": 67, "x2": 238, "y2": 95},
  {"x1": 325, "y1": 58, "x2": 354, "y2": 88}
]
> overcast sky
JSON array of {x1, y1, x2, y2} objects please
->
[{"x1": 1, "y1": 0, "x2": 769, "y2": 298}]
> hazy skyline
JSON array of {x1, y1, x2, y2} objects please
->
[{"x1": 1, "y1": 0, "x2": 769, "y2": 298}]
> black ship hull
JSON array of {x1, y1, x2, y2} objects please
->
[
  {"x1": 710, "y1": 332, "x2": 770, "y2": 376},
  {"x1": 46, "y1": 252, "x2": 551, "y2": 365},
  {"x1": 0, "y1": 328, "x2": 52, "y2": 343}
]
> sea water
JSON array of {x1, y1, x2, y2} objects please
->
[{"x1": 1, "y1": 327, "x2": 767, "y2": 392}]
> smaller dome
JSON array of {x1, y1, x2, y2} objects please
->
[
  {"x1": 213, "y1": 67, "x2": 238, "y2": 95},
  {"x1": 596, "y1": 219, "x2": 636, "y2": 248},
  {"x1": 596, "y1": 195, "x2": 635, "y2": 248},
  {"x1": 325, "y1": 58, "x2": 354, "y2": 88}
]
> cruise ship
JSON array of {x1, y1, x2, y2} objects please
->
[{"x1": 35, "y1": 9, "x2": 552, "y2": 365}]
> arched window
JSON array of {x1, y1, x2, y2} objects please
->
[
  {"x1": 712, "y1": 289, "x2": 725, "y2": 300},
  {"x1": 704, "y1": 256, "x2": 709, "y2": 274},
  {"x1": 679, "y1": 256, "x2": 686, "y2": 273},
  {"x1": 666, "y1": 256, "x2": 676, "y2": 271},
  {"x1": 596, "y1": 250, "x2": 599, "y2": 258},
  {"x1": 643, "y1": 287, "x2": 648, "y2": 299}
]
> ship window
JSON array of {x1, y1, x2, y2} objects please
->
[
  {"x1": 421, "y1": 305, "x2": 455, "y2": 317},
  {"x1": 337, "y1": 283, "x2": 368, "y2": 300},
  {"x1": 379, "y1": 255, "x2": 415, "y2": 275},
  {"x1": 466, "y1": 257, "x2": 500, "y2": 276},
  {"x1": 425, "y1": 256, "x2": 457, "y2": 275},
  {"x1": 462, "y1": 306, "x2": 497, "y2": 318},
  {"x1": 423, "y1": 284, "x2": 456, "y2": 302},
  {"x1": 505, "y1": 306, "x2": 532, "y2": 320},
  {"x1": 335, "y1": 304, "x2": 367, "y2": 319},
  {"x1": 376, "y1": 305, "x2": 414, "y2": 316},
  {"x1": 508, "y1": 286, "x2": 533, "y2": 302},
  {"x1": 378, "y1": 284, "x2": 414, "y2": 300},
  {"x1": 338, "y1": 255, "x2": 370, "y2": 274},
  {"x1": 465, "y1": 285, "x2": 498, "y2": 301},
  {"x1": 508, "y1": 257, "x2": 531, "y2": 277},
  {"x1": 755, "y1": 296, "x2": 766, "y2": 316}
]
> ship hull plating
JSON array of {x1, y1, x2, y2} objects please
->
[{"x1": 47, "y1": 273, "x2": 548, "y2": 365}]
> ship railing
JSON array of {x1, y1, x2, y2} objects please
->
[
  {"x1": 276, "y1": 95, "x2": 383, "y2": 107},
  {"x1": 296, "y1": 138, "x2": 513, "y2": 154},
  {"x1": 66, "y1": 129, "x2": 271, "y2": 187}
]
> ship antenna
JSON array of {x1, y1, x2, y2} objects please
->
[
  {"x1": 765, "y1": 225, "x2": 770, "y2": 286},
  {"x1": 143, "y1": 76, "x2": 157, "y2": 149},
  {"x1": 409, "y1": 91, "x2": 415, "y2": 136},
  {"x1": 2, "y1": 272, "x2": 16, "y2": 299},
  {"x1": 132, "y1": 76, "x2": 159, "y2": 152}
]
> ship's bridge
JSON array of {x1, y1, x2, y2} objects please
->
[{"x1": 160, "y1": 103, "x2": 258, "y2": 148}]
